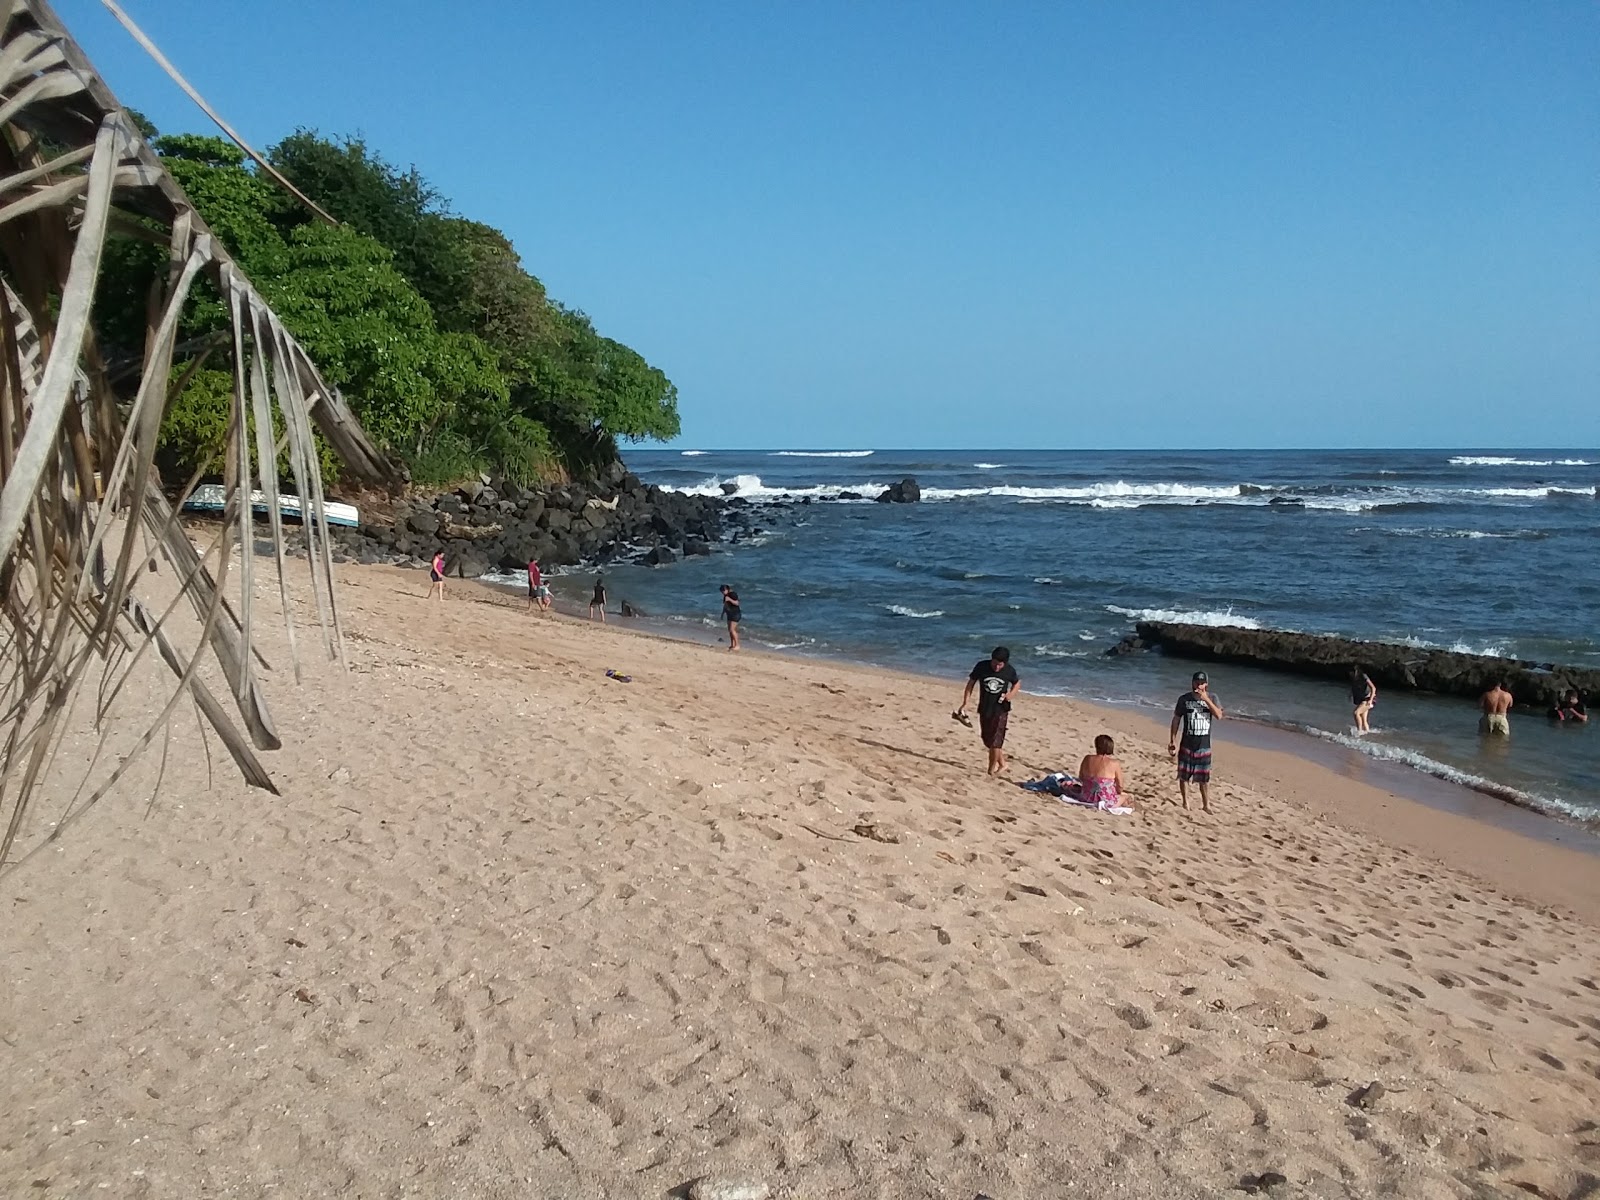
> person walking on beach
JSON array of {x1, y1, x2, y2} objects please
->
[
  {"x1": 720, "y1": 584, "x2": 742, "y2": 652},
  {"x1": 1549, "y1": 689, "x2": 1587, "y2": 724},
  {"x1": 426, "y1": 549, "x2": 446, "y2": 601},
  {"x1": 1479, "y1": 681, "x2": 1513, "y2": 737},
  {"x1": 526, "y1": 559, "x2": 550, "y2": 614},
  {"x1": 1169, "y1": 671, "x2": 1223, "y2": 812},
  {"x1": 589, "y1": 575, "x2": 607, "y2": 622},
  {"x1": 1350, "y1": 665, "x2": 1377, "y2": 734},
  {"x1": 958, "y1": 646, "x2": 1021, "y2": 777}
]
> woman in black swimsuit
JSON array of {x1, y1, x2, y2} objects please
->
[{"x1": 720, "y1": 584, "x2": 741, "y2": 652}]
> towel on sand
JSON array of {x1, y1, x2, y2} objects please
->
[{"x1": 1019, "y1": 773, "x2": 1131, "y2": 815}]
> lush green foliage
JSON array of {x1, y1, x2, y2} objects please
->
[{"x1": 96, "y1": 123, "x2": 679, "y2": 486}]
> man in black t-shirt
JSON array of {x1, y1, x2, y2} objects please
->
[
  {"x1": 959, "y1": 646, "x2": 1021, "y2": 776},
  {"x1": 1168, "y1": 671, "x2": 1224, "y2": 812}
]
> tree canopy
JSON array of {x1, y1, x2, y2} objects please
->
[{"x1": 95, "y1": 123, "x2": 679, "y2": 486}]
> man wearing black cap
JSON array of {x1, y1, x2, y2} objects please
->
[
  {"x1": 959, "y1": 646, "x2": 1021, "y2": 776},
  {"x1": 1169, "y1": 671, "x2": 1224, "y2": 811}
]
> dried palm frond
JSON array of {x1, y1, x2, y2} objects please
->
[{"x1": 0, "y1": 0, "x2": 401, "y2": 872}]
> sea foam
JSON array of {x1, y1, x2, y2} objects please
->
[{"x1": 1105, "y1": 604, "x2": 1263, "y2": 630}]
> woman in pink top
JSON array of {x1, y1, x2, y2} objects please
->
[
  {"x1": 1077, "y1": 734, "x2": 1130, "y2": 810},
  {"x1": 426, "y1": 550, "x2": 446, "y2": 601}
]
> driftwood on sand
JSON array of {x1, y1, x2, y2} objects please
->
[{"x1": 0, "y1": 0, "x2": 401, "y2": 870}]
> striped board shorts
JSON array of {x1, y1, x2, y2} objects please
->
[{"x1": 1177, "y1": 738, "x2": 1212, "y2": 783}]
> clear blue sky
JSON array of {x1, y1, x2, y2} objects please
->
[{"x1": 60, "y1": 1, "x2": 1600, "y2": 449}]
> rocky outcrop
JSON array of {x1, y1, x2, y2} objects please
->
[
  {"x1": 310, "y1": 461, "x2": 771, "y2": 576},
  {"x1": 875, "y1": 477, "x2": 922, "y2": 503},
  {"x1": 1128, "y1": 621, "x2": 1598, "y2": 710}
]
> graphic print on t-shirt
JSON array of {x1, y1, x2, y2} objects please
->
[
  {"x1": 1176, "y1": 691, "x2": 1213, "y2": 739},
  {"x1": 970, "y1": 659, "x2": 1019, "y2": 716}
]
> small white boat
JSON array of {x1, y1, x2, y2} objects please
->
[{"x1": 182, "y1": 483, "x2": 360, "y2": 529}]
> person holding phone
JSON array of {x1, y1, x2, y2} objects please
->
[{"x1": 1169, "y1": 671, "x2": 1224, "y2": 812}]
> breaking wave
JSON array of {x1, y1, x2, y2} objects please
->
[
  {"x1": 1449, "y1": 455, "x2": 1595, "y2": 467},
  {"x1": 1106, "y1": 604, "x2": 1263, "y2": 630},
  {"x1": 885, "y1": 604, "x2": 944, "y2": 618},
  {"x1": 769, "y1": 450, "x2": 875, "y2": 458}
]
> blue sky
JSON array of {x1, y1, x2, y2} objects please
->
[{"x1": 61, "y1": 2, "x2": 1600, "y2": 449}]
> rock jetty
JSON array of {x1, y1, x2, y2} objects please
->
[{"x1": 1116, "y1": 621, "x2": 1598, "y2": 710}]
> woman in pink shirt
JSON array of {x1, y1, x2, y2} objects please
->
[{"x1": 426, "y1": 550, "x2": 446, "y2": 601}]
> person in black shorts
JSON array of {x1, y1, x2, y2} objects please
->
[
  {"x1": 958, "y1": 646, "x2": 1021, "y2": 776},
  {"x1": 720, "y1": 584, "x2": 741, "y2": 652},
  {"x1": 589, "y1": 575, "x2": 607, "y2": 622},
  {"x1": 1168, "y1": 671, "x2": 1224, "y2": 812}
]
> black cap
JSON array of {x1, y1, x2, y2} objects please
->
[{"x1": 1192, "y1": 671, "x2": 1208, "y2": 683}]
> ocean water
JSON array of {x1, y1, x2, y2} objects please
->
[{"x1": 534, "y1": 449, "x2": 1600, "y2": 823}]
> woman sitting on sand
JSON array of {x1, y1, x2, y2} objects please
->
[{"x1": 1077, "y1": 734, "x2": 1129, "y2": 810}]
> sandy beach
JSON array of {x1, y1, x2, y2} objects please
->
[{"x1": 3, "y1": 563, "x2": 1598, "y2": 1199}]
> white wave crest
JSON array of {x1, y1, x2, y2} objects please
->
[
  {"x1": 769, "y1": 450, "x2": 875, "y2": 458},
  {"x1": 1033, "y1": 643, "x2": 1088, "y2": 658},
  {"x1": 679, "y1": 449, "x2": 708, "y2": 456},
  {"x1": 1391, "y1": 634, "x2": 1511, "y2": 658},
  {"x1": 922, "y1": 480, "x2": 1242, "y2": 502},
  {"x1": 973, "y1": 462, "x2": 1005, "y2": 469},
  {"x1": 885, "y1": 605, "x2": 944, "y2": 618},
  {"x1": 1449, "y1": 455, "x2": 1595, "y2": 467},
  {"x1": 1106, "y1": 604, "x2": 1263, "y2": 630},
  {"x1": 664, "y1": 473, "x2": 889, "y2": 500}
]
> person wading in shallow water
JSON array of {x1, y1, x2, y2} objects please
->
[
  {"x1": 1169, "y1": 671, "x2": 1224, "y2": 812},
  {"x1": 1479, "y1": 681, "x2": 1513, "y2": 737},
  {"x1": 1350, "y1": 665, "x2": 1377, "y2": 734},
  {"x1": 958, "y1": 646, "x2": 1021, "y2": 777}
]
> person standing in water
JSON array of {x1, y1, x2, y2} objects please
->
[
  {"x1": 720, "y1": 584, "x2": 742, "y2": 652},
  {"x1": 1169, "y1": 671, "x2": 1223, "y2": 812},
  {"x1": 958, "y1": 646, "x2": 1021, "y2": 777},
  {"x1": 589, "y1": 575, "x2": 607, "y2": 622},
  {"x1": 1350, "y1": 665, "x2": 1377, "y2": 734},
  {"x1": 426, "y1": 549, "x2": 446, "y2": 601},
  {"x1": 1550, "y1": 689, "x2": 1588, "y2": 724},
  {"x1": 1479, "y1": 681, "x2": 1513, "y2": 737}
]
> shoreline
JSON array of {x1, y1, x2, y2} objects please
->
[
  {"x1": 482, "y1": 569, "x2": 1600, "y2": 867},
  {"x1": 467, "y1": 570, "x2": 1600, "y2": 917}
]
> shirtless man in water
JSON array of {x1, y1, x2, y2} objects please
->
[{"x1": 1479, "y1": 681, "x2": 1513, "y2": 738}]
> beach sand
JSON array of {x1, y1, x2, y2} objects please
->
[{"x1": 3, "y1": 564, "x2": 1597, "y2": 1199}]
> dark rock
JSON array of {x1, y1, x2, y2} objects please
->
[
  {"x1": 1239, "y1": 1172, "x2": 1289, "y2": 1194},
  {"x1": 450, "y1": 549, "x2": 490, "y2": 580},
  {"x1": 875, "y1": 477, "x2": 922, "y2": 503},
  {"x1": 720, "y1": 481, "x2": 739, "y2": 496},
  {"x1": 645, "y1": 545, "x2": 677, "y2": 566},
  {"x1": 1347, "y1": 1081, "x2": 1385, "y2": 1110},
  {"x1": 1104, "y1": 634, "x2": 1146, "y2": 657},
  {"x1": 621, "y1": 600, "x2": 647, "y2": 618},
  {"x1": 522, "y1": 496, "x2": 545, "y2": 525},
  {"x1": 542, "y1": 509, "x2": 573, "y2": 535},
  {"x1": 838, "y1": 490, "x2": 863, "y2": 500},
  {"x1": 458, "y1": 480, "x2": 485, "y2": 503},
  {"x1": 683, "y1": 537, "x2": 711, "y2": 557},
  {"x1": 1132, "y1": 621, "x2": 1598, "y2": 710},
  {"x1": 1267, "y1": 496, "x2": 1305, "y2": 508},
  {"x1": 406, "y1": 511, "x2": 442, "y2": 536}
]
